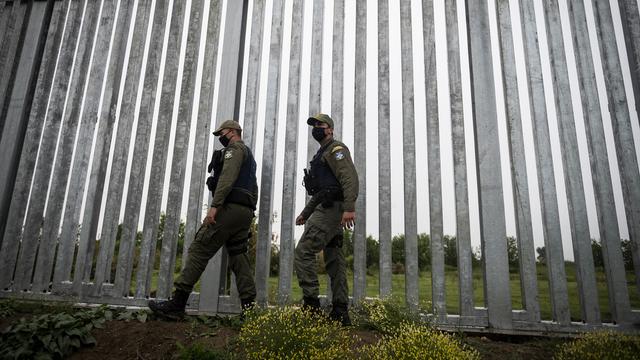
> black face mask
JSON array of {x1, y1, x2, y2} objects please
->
[
  {"x1": 312, "y1": 127, "x2": 327, "y2": 142},
  {"x1": 218, "y1": 133, "x2": 230, "y2": 147}
]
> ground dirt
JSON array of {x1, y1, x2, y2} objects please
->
[
  {"x1": 462, "y1": 333, "x2": 567, "y2": 360},
  {"x1": 70, "y1": 320, "x2": 238, "y2": 360},
  {"x1": 1, "y1": 304, "x2": 572, "y2": 359}
]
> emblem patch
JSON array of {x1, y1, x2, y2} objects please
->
[
  {"x1": 225, "y1": 151, "x2": 233, "y2": 160},
  {"x1": 335, "y1": 151, "x2": 344, "y2": 160}
]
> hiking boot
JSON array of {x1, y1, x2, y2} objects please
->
[
  {"x1": 148, "y1": 290, "x2": 189, "y2": 320},
  {"x1": 302, "y1": 296, "x2": 323, "y2": 316},
  {"x1": 240, "y1": 298, "x2": 255, "y2": 319},
  {"x1": 329, "y1": 302, "x2": 351, "y2": 326}
]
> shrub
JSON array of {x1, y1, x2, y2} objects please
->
[
  {"x1": 237, "y1": 306, "x2": 354, "y2": 359},
  {"x1": 359, "y1": 322, "x2": 480, "y2": 360},
  {"x1": 353, "y1": 297, "x2": 421, "y2": 335},
  {"x1": 554, "y1": 331, "x2": 640, "y2": 360}
]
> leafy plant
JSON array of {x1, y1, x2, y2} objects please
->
[
  {"x1": 237, "y1": 306, "x2": 354, "y2": 359},
  {"x1": 0, "y1": 300, "x2": 16, "y2": 318},
  {"x1": 114, "y1": 308, "x2": 150, "y2": 323},
  {"x1": 0, "y1": 306, "x2": 112, "y2": 359},
  {"x1": 358, "y1": 322, "x2": 480, "y2": 360},
  {"x1": 554, "y1": 331, "x2": 640, "y2": 360}
]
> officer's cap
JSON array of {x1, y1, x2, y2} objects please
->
[
  {"x1": 213, "y1": 120, "x2": 242, "y2": 135},
  {"x1": 307, "y1": 113, "x2": 334, "y2": 128}
]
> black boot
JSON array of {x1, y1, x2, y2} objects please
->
[
  {"x1": 302, "y1": 296, "x2": 323, "y2": 316},
  {"x1": 148, "y1": 290, "x2": 189, "y2": 320},
  {"x1": 329, "y1": 302, "x2": 351, "y2": 326},
  {"x1": 240, "y1": 298, "x2": 255, "y2": 319}
]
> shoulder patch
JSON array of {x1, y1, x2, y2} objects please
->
[
  {"x1": 331, "y1": 145, "x2": 344, "y2": 153},
  {"x1": 334, "y1": 151, "x2": 345, "y2": 160},
  {"x1": 224, "y1": 150, "x2": 233, "y2": 160}
]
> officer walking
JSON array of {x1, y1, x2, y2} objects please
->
[
  {"x1": 149, "y1": 120, "x2": 258, "y2": 319},
  {"x1": 295, "y1": 113, "x2": 358, "y2": 326}
]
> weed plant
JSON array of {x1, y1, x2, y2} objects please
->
[
  {"x1": 554, "y1": 331, "x2": 640, "y2": 360},
  {"x1": 237, "y1": 306, "x2": 354, "y2": 359},
  {"x1": 358, "y1": 322, "x2": 481, "y2": 360},
  {"x1": 352, "y1": 297, "x2": 424, "y2": 334},
  {"x1": 176, "y1": 342, "x2": 235, "y2": 360}
]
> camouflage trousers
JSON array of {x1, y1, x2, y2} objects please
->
[
  {"x1": 174, "y1": 203, "x2": 256, "y2": 302},
  {"x1": 294, "y1": 201, "x2": 348, "y2": 305}
]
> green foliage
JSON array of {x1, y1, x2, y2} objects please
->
[
  {"x1": 554, "y1": 331, "x2": 640, "y2": 360},
  {"x1": 537, "y1": 246, "x2": 546, "y2": 264},
  {"x1": 342, "y1": 231, "x2": 383, "y2": 271},
  {"x1": 591, "y1": 239, "x2": 634, "y2": 270},
  {"x1": 0, "y1": 306, "x2": 112, "y2": 359},
  {"x1": 443, "y1": 235, "x2": 458, "y2": 267},
  {"x1": 507, "y1": 236, "x2": 519, "y2": 268},
  {"x1": 391, "y1": 233, "x2": 432, "y2": 271},
  {"x1": 352, "y1": 297, "x2": 423, "y2": 335},
  {"x1": 0, "y1": 300, "x2": 16, "y2": 318},
  {"x1": 621, "y1": 239, "x2": 634, "y2": 271},
  {"x1": 176, "y1": 342, "x2": 235, "y2": 360},
  {"x1": 237, "y1": 306, "x2": 354, "y2": 359},
  {"x1": 358, "y1": 322, "x2": 481, "y2": 360},
  {"x1": 114, "y1": 309, "x2": 150, "y2": 323}
]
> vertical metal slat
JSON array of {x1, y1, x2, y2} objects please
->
[
  {"x1": 2, "y1": 0, "x2": 67, "y2": 291},
  {"x1": 400, "y1": 0, "x2": 418, "y2": 311},
  {"x1": 255, "y1": 0, "x2": 285, "y2": 306},
  {"x1": 446, "y1": 0, "x2": 475, "y2": 318},
  {"x1": 137, "y1": 0, "x2": 186, "y2": 299},
  {"x1": 378, "y1": 0, "x2": 392, "y2": 298},
  {"x1": 278, "y1": 0, "x2": 304, "y2": 306},
  {"x1": 157, "y1": 0, "x2": 204, "y2": 299},
  {"x1": 352, "y1": 0, "x2": 367, "y2": 304},
  {"x1": 543, "y1": 0, "x2": 599, "y2": 324},
  {"x1": 466, "y1": 0, "x2": 512, "y2": 329},
  {"x1": 520, "y1": 0, "x2": 570, "y2": 324},
  {"x1": 590, "y1": 0, "x2": 634, "y2": 323},
  {"x1": 495, "y1": 0, "x2": 540, "y2": 321}
]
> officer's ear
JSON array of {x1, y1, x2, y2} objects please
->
[{"x1": 327, "y1": 127, "x2": 334, "y2": 136}]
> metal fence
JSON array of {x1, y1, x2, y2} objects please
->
[{"x1": 0, "y1": 0, "x2": 639, "y2": 334}]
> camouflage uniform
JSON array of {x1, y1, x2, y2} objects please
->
[
  {"x1": 149, "y1": 120, "x2": 257, "y2": 318},
  {"x1": 295, "y1": 114, "x2": 358, "y2": 325},
  {"x1": 174, "y1": 140, "x2": 257, "y2": 302}
]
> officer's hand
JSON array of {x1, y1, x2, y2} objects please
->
[
  {"x1": 204, "y1": 207, "x2": 218, "y2": 225},
  {"x1": 295, "y1": 214, "x2": 306, "y2": 226},
  {"x1": 341, "y1": 211, "x2": 355, "y2": 229}
]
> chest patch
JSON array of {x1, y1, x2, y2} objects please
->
[
  {"x1": 225, "y1": 151, "x2": 233, "y2": 160},
  {"x1": 334, "y1": 151, "x2": 345, "y2": 160}
]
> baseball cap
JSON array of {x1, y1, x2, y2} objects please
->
[
  {"x1": 307, "y1": 113, "x2": 334, "y2": 128},
  {"x1": 213, "y1": 120, "x2": 242, "y2": 135}
]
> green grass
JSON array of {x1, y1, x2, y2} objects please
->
[{"x1": 266, "y1": 264, "x2": 639, "y2": 322}]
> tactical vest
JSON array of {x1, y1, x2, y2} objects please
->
[
  {"x1": 304, "y1": 141, "x2": 343, "y2": 203},
  {"x1": 207, "y1": 145, "x2": 258, "y2": 210}
]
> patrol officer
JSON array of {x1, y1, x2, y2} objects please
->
[
  {"x1": 295, "y1": 113, "x2": 358, "y2": 326},
  {"x1": 149, "y1": 120, "x2": 258, "y2": 319}
]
